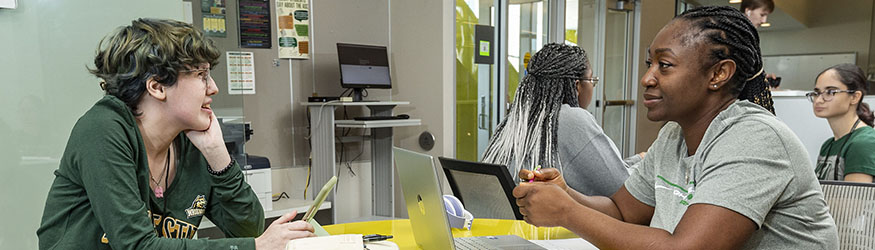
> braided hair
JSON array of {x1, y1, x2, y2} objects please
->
[
  {"x1": 481, "y1": 43, "x2": 589, "y2": 179},
  {"x1": 678, "y1": 6, "x2": 775, "y2": 113}
]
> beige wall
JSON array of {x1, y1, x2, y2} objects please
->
[
  {"x1": 760, "y1": 0, "x2": 873, "y2": 70},
  {"x1": 287, "y1": 0, "x2": 392, "y2": 168},
  {"x1": 634, "y1": 0, "x2": 675, "y2": 153},
  {"x1": 200, "y1": 0, "x2": 454, "y2": 220},
  {"x1": 200, "y1": 0, "x2": 395, "y2": 168},
  {"x1": 773, "y1": 0, "x2": 811, "y2": 27},
  {"x1": 388, "y1": 0, "x2": 456, "y2": 219}
]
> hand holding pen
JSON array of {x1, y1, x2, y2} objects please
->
[
  {"x1": 527, "y1": 165, "x2": 542, "y2": 183},
  {"x1": 519, "y1": 166, "x2": 569, "y2": 192}
]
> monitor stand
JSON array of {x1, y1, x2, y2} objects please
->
[{"x1": 352, "y1": 88, "x2": 364, "y2": 102}]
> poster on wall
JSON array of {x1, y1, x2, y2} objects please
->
[
  {"x1": 202, "y1": 0, "x2": 227, "y2": 37},
  {"x1": 239, "y1": 0, "x2": 271, "y2": 48},
  {"x1": 276, "y1": 0, "x2": 310, "y2": 59},
  {"x1": 226, "y1": 51, "x2": 256, "y2": 95}
]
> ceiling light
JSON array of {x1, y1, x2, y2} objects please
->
[
  {"x1": 760, "y1": 22, "x2": 771, "y2": 27},
  {"x1": 729, "y1": 0, "x2": 741, "y2": 3}
]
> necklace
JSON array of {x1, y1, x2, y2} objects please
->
[{"x1": 150, "y1": 146, "x2": 171, "y2": 198}]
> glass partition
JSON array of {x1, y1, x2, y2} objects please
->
[
  {"x1": 455, "y1": 0, "x2": 498, "y2": 161},
  {"x1": 0, "y1": 1, "x2": 235, "y2": 248},
  {"x1": 507, "y1": 0, "x2": 549, "y2": 102},
  {"x1": 601, "y1": 5, "x2": 636, "y2": 156}
]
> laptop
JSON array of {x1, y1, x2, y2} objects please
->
[{"x1": 393, "y1": 147, "x2": 547, "y2": 250}]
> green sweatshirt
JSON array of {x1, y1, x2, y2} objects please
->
[{"x1": 37, "y1": 96, "x2": 265, "y2": 250}]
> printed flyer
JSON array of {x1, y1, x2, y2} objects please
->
[{"x1": 276, "y1": 0, "x2": 310, "y2": 59}]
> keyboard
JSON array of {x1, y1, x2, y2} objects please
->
[
  {"x1": 353, "y1": 115, "x2": 408, "y2": 121},
  {"x1": 454, "y1": 237, "x2": 498, "y2": 250}
]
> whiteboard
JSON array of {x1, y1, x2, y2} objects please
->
[{"x1": 763, "y1": 53, "x2": 857, "y2": 91}]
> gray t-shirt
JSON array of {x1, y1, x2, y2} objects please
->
[
  {"x1": 557, "y1": 104, "x2": 629, "y2": 197},
  {"x1": 625, "y1": 100, "x2": 838, "y2": 249}
]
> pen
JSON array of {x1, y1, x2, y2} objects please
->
[
  {"x1": 363, "y1": 234, "x2": 393, "y2": 242},
  {"x1": 528, "y1": 165, "x2": 542, "y2": 183}
]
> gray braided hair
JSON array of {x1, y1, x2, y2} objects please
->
[{"x1": 481, "y1": 43, "x2": 589, "y2": 180}]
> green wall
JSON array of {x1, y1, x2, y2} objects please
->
[{"x1": 455, "y1": 0, "x2": 479, "y2": 161}]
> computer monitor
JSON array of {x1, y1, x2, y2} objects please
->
[{"x1": 336, "y1": 43, "x2": 391, "y2": 101}]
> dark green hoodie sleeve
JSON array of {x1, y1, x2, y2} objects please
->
[{"x1": 204, "y1": 162, "x2": 266, "y2": 238}]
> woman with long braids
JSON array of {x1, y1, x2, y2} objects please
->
[
  {"x1": 481, "y1": 43, "x2": 630, "y2": 197},
  {"x1": 512, "y1": 6, "x2": 837, "y2": 249},
  {"x1": 810, "y1": 63, "x2": 875, "y2": 183}
]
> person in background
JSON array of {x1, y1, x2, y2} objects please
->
[
  {"x1": 37, "y1": 18, "x2": 313, "y2": 250},
  {"x1": 740, "y1": 0, "x2": 781, "y2": 89},
  {"x1": 810, "y1": 63, "x2": 875, "y2": 183},
  {"x1": 481, "y1": 43, "x2": 630, "y2": 197},
  {"x1": 739, "y1": 0, "x2": 772, "y2": 28},
  {"x1": 513, "y1": 6, "x2": 837, "y2": 249}
]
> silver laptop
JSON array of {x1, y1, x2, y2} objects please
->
[{"x1": 393, "y1": 147, "x2": 547, "y2": 250}]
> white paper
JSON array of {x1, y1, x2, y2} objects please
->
[
  {"x1": 530, "y1": 238, "x2": 599, "y2": 250},
  {"x1": 226, "y1": 51, "x2": 255, "y2": 95},
  {"x1": 286, "y1": 234, "x2": 363, "y2": 250},
  {"x1": 364, "y1": 241, "x2": 399, "y2": 250},
  {"x1": 0, "y1": 0, "x2": 17, "y2": 9}
]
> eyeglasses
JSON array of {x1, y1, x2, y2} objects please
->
[
  {"x1": 580, "y1": 77, "x2": 599, "y2": 87},
  {"x1": 180, "y1": 68, "x2": 212, "y2": 88},
  {"x1": 805, "y1": 89, "x2": 856, "y2": 103}
]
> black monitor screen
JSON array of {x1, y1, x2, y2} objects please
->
[{"x1": 337, "y1": 43, "x2": 391, "y2": 89}]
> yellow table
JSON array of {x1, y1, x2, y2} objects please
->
[{"x1": 323, "y1": 219, "x2": 578, "y2": 249}]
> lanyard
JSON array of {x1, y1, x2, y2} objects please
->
[{"x1": 817, "y1": 119, "x2": 861, "y2": 180}]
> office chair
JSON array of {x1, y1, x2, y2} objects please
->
[
  {"x1": 438, "y1": 157, "x2": 524, "y2": 220},
  {"x1": 819, "y1": 180, "x2": 875, "y2": 250}
]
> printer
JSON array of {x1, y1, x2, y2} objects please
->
[{"x1": 219, "y1": 118, "x2": 272, "y2": 210}]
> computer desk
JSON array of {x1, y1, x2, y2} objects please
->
[
  {"x1": 304, "y1": 101, "x2": 421, "y2": 222},
  {"x1": 322, "y1": 219, "x2": 579, "y2": 249}
]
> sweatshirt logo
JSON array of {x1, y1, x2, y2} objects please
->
[
  {"x1": 655, "y1": 175, "x2": 695, "y2": 206},
  {"x1": 185, "y1": 195, "x2": 207, "y2": 218}
]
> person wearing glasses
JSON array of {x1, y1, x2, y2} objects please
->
[
  {"x1": 481, "y1": 43, "x2": 630, "y2": 197},
  {"x1": 809, "y1": 63, "x2": 875, "y2": 183},
  {"x1": 38, "y1": 19, "x2": 314, "y2": 250},
  {"x1": 513, "y1": 6, "x2": 837, "y2": 249}
]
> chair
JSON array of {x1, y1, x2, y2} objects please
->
[
  {"x1": 819, "y1": 180, "x2": 875, "y2": 250},
  {"x1": 438, "y1": 157, "x2": 524, "y2": 220}
]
